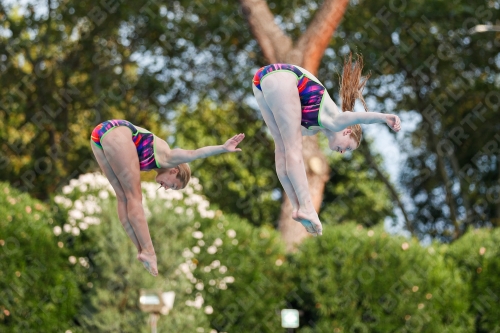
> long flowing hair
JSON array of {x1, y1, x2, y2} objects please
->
[{"x1": 339, "y1": 53, "x2": 371, "y2": 147}]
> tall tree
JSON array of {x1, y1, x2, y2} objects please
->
[
  {"x1": 238, "y1": 0, "x2": 350, "y2": 248},
  {"x1": 1, "y1": 0, "x2": 396, "y2": 246},
  {"x1": 335, "y1": 0, "x2": 500, "y2": 241}
]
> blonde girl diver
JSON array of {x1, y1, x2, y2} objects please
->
[
  {"x1": 252, "y1": 54, "x2": 401, "y2": 236},
  {"x1": 91, "y1": 119, "x2": 245, "y2": 276}
]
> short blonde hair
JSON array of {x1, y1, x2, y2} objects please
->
[
  {"x1": 339, "y1": 53, "x2": 371, "y2": 147},
  {"x1": 175, "y1": 163, "x2": 191, "y2": 189}
]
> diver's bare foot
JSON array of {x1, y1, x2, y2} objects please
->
[
  {"x1": 137, "y1": 252, "x2": 158, "y2": 276},
  {"x1": 293, "y1": 209, "x2": 323, "y2": 236}
]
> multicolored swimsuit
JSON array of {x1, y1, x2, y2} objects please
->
[
  {"x1": 91, "y1": 119, "x2": 160, "y2": 171},
  {"x1": 253, "y1": 64, "x2": 326, "y2": 129}
]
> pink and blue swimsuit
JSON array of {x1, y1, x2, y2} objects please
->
[
  {"x1": 253, "y1": 64, "x2": 326, "y2": 129},
  {"x1": 91, "y1": 119, "x2": 160, "y2": 171}
]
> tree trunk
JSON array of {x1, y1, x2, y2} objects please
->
[{"x1": 239, "y1": 0, "x2": 349, "y2": 250}]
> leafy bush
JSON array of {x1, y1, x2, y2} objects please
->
[
  {"x1": 52, "y1": 172, "x2": 296, "y2": 333},
  {"x1": 291, "y1": 224, "x2": 474, "y2": 333},
  {"x1": 8, "y1": 171, "x2": 496, "y2": 333},
  {"x1": 446, "y1": 228, "x2": 500, "y2": 333},
  {"x1": 190, "y1": 213, "x2": 293, "y2": 332},
  {"x1": 0, "y1": 182, "x2": 81, "y2": 333},
  {"x1": 51, "y1": 173, "x2": 214, "y2": 333}
]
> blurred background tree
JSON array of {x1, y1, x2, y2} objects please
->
[
  {"x1": 334, "y1": 0, "x2": 500, "y2": 241},
  {"x1": 0, "y1": 0, "x2": 395, "y2": 247}
]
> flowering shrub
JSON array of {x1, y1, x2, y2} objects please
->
[
  {"x1": 50, "y1": 172, "x2": 228, "y2": 333},
  {"x1": 4, "y1": 172, "x2": 495, "y2": 333},
  {"x1": 50, "y1": 172, "x2": 292, "y2": 333}
]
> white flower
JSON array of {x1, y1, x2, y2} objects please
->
[
  {"x1": 174, "y1": 207, "x2": 184, "y2": 214},
  {"x1": 210, "y1": 260, "x2": 220, "y2": 268},
  {"x1": 179, "y1": 262, "x2": 192, "y2": 273},
  {"x1": 224, "y1": 276, "x2": 235, "y2": 283},
  {"x1": 54, "y1": 195, "x2": 65, "y2": 204},
  {"x1": 204, "y1": 306, "x2": 213, "y2": 314},
  {"x1": 79, "y1": 184, "x2": 87, "y2": 192},
  {"x1": 62, "y1": 186, "x2": 72, "y2": 194},
  {"x1": 193, "y1": 295, "x2": 204, "y2": 308},
  {"x1": 69, "y1": 209, "x2": 84, "y2": 220},
  {"x1": 192, "y1": 231, "x2": 204, "y2": 239},
  {"x1": 79, "y1": 173, "x2": 92, "y2": 184},
  {"x1": 227, "y1": 229, "x2": 236, "y2": 238},
  {"x1": 214, "y1": 238, "x2": 223, "y2": 247},
  {"x1": 53, "y1": 226, "x2": 62, "y2": 236},
  {"x1": 63, "y1": 224, "x2": 72, "y2": 233},
  {"x1": 73, "y1": 200, "x2": 83, "y2": 210},
  {"x1": 83, "y1": 201, "x2": 98, "y2": 215},
  {"x1": 72, "y1": 227, "x2": 80, "y2": 236},
  {"x1": 182, "y1": 249, "x2": 194, "y2": 259},
  {"x1": 219, "y1": 266, "x2": 227, "y2": 274},
  {"x1": 192, "y1": 246, "x2": 200, "y2": 254},
  {"x1": 62, "y1": 198, "x2": 73, "y2": 208},
  {"x1": 78, "y1": 257, "x2": 89, "y2": 268},
  {"x1": 84, "y1": 216, "x2": 100, "y2": 225},
  {"x1": 98, "y1": 190, "x2": 109, "y2": 199},
  {"x1": 195, "y1": 282, "x2": 204, "y2": 290},
  {"x1": 79, "y1": 222, "x2": 89, "y2": 230},
  {"x1": 190, "y1": 194, "x2": 203, "y2": 203},
  {"x1": 68, "y1": 256, "x2": 76, "y2": 264},
  {"x1": 207, "y1": 246, "x2": 217, "y2": 254}
]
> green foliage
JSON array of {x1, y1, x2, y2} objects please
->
[
  {"x1": 291, "y1": 224, "x2": 474, "y2": 332},
  {"x1": 173, "y1": 99, "x2": 281, "y2": 226},
  {"x1": 331, "y1": 0, "x2": 500, "y2": 240},
  {"x1": 320, "y1": 140, "x2": 395, "y2": 227},
  {"x1": 7, "y1": 174, "x2": 500, "y2": 332},
  {"x1": 189, "y1": 212, "x2": 292, "y2": 332},
  {"x1": 446, "y1": 228, "x2": 500, "y2": 333},
  {"x1": 0, "y1": 182, "x2": 81, "y2": 333},
  {"x1": 50, "y1": 173, "x2": 212, "y2": 332}
]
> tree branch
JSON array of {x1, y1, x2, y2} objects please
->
[
  {"x1": 296, "y1": 0, "x2": 349, "y2": 73},
  {"x1": 360, "y1": 144, "x2": 414, "y2": 235},
  {"x1": 449, "y1": 152, "x2": 472, "y2": 234},
  {"x1": 239, "y1": 0, "x2": 293, "y2": 63}
]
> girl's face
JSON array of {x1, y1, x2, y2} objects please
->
[
  {"x1": 328, "y1": 129, "x2": 358, "y2": 154},
  {"x1": 155, "y1": 168, "x2": 182, "y2": 191}
]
